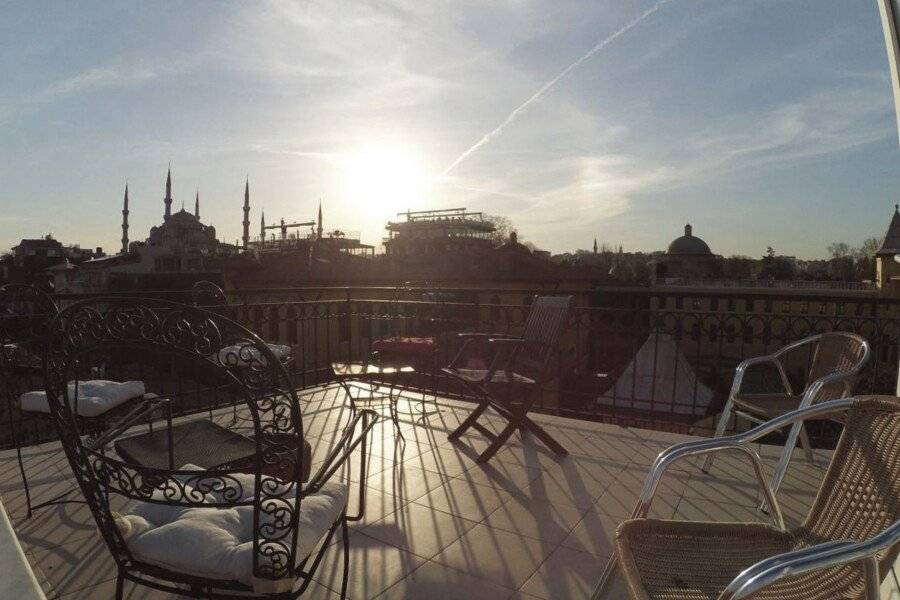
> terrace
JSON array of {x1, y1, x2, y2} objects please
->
[
  {"x1": 1, "y1": 285, "x2": 898, "y2": 599},
  {"x1": 1, "y1": 384, "x2": 841, "y2": 600}
]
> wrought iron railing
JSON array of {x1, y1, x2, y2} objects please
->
[{"x1": 3, "y1": 285, "x2": 899, "y2": 449}]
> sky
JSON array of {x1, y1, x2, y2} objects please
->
[{"x1": 1, "y1": 0, "x2": 899, "y2": 259}]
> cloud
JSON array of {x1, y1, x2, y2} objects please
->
[{"x1": 33, "y1": 65, "x2": 159, "y2": 102}]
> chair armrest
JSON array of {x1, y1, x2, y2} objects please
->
[
  {"x1": 633, "y1": 398, "x2": 858, "y2": 526},
  {"x1": 802, "y1": 370, "x2": 857, "y2": 405},
  {"x1": 306, "y1": 409, "x2": 379, "y2": 493},
  {"x1": 718, "y1": 520, "x2": 900, "y2": 600},
  {"x1": 633, "y1": 439, "x2": 785, "y2": 530}
]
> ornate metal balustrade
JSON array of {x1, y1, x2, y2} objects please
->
[{"x1": 3, "y1": 285, "x2": 899, "y2": 449}]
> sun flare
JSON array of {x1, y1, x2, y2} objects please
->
[{"x1": 343, "y1": 146, "x2": 426, "y2": 218}]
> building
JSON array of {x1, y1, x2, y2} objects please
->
[
  {"x1": 383, "y1": 208, "x2": 496, "y2": 262},
  {"x1": 876, "y1": 204, "x2": 900, "y2": 294},
  {"x1": 73, "y1": 169, "x2": 237, "y2": 292},
  {"x1": 1, "y1": 235, "x2": 104, "y2": 286},
  {"x1": 653, "y1": 224, "x2": 721, "y2": 281}
]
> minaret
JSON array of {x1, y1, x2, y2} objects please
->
[
  {"x1": 195, "y1": 190, "x2": 200, "y2": 219},
  {"x1": 164, "y1": 166, "x2": 173, "y2": 218},
  {"x1": 121, "y1": 183, "x2": 129, "y2": 255},
  {"x1": 593, "y1": 237, "x2": 598, "y2": 254},
  {"x1": 317, "y1": 201, "x2": 323, "y2": 240},
  {"x1": 242, "y1": 178, "x2": 250, "y2": 249},
  {"x1": 260, "y1": 210, "x2": 265, "y2": 241}
]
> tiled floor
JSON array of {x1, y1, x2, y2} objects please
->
[{"x1": 0, "y1": 384, "x2": 883, "y2": 599}]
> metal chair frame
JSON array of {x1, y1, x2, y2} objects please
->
[
  {"x1": 702, "y1": 332, "x2": 870, "y2": 503},
  {"x1": 444, "y1": 295, "x2": 572, "y2": 464},
  {"x1": 593, "y1": 397, "x2": 900, "y2": 600},
  {"x1": 42, "y1": 297, "x2": 377, "y2": 599},
  {"x1": 0, "y1": 283, "x2": 89, "y2": 518}
]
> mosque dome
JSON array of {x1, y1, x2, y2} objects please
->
[{"x1": 666, "y1": 224, "x2": 712, "y2": 255}]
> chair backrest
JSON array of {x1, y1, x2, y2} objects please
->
[
  {"x1": 804, "y1": 332, "x2": 869, "y2": 399},
  {"x1": 190, "y1": 280, "x2": 227, "y2": 307},
  {"x1": 802, "y1": 396, "x2": 900, "y2": 575},
  {"x1": 516, "y1": 296, "x2": 572, "y2": 374},
  {"x1": 42, "y1": 297, "x2": 307, "y2": 585}
]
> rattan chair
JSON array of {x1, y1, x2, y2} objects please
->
[
  {"x1": 702, "y1": 332, "x2": 869, "y2": 500},
  {"x1": 42, "y1": 297, "x2": 377, "y2": 599},
  {"x1": 592, "y1": 396, "x2": 900, "y2": 600},
  {"x1": 443, "y1": 295, "x2": 572, "y2": 464}
]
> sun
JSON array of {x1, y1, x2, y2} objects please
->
[{"x1": 343, "y1": 146, "x2": 426, "y2": 218}]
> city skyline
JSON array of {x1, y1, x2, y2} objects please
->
[{"x1": 2, "y1": 1, "x2": 900, "y2": 259}]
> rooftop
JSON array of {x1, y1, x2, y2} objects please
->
[{"x1": 0, "y1": 383, "x2": 837, "y2": 600}]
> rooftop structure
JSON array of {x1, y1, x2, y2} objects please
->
[{"x1": 384, "y1": 208, "x2": 497, "y2": 261}]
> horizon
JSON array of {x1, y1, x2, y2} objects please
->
[{"x1": 2, "y1": 1, "x2": 900, "y2": 260}]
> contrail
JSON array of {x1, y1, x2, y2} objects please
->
[{"x1": 441, "y1": 0, "x2": 671, "y2": 177}]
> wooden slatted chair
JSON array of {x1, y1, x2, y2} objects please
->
[
  {"x1": 443, "y1": 295, "x2": 572, "y2": 464},
  {"x1": 593, "y1": 396, "x2": 900, "y2": 600}
]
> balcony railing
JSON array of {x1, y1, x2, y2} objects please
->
[{"x1": 3, "y1": 285, "x2": 899, "y2": 450}]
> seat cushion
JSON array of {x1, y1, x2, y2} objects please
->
[
  {"x1": 616, "y1": 519, "x2": 870, "y2": 600},
  {"x1": 18, "y1": 380, "x2": 145, "y2": 417},
  {"x1": 371, "y1": 336, "x2": 436, "y2": 355},
  {"x1": 732, "y1": 393, "x2": 803, "y2": 419},
  {"x1": 119, "y1": 469, "x2": 347, "y2": 588}
]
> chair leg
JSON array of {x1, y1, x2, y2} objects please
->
[
  {"x1": 340, "y1": 517, "x2": 350, "y2": 600},
  {"x1": 760, "y1": 420, "x2": 804, "y2": 512},
  {"x1": 475, "y1": 418, "x2": 519, "y2": 464},
  {"x1": 447, "y1": 395, "x2": 492, "y2": 441},
  {"x1": 701, "y1": 396, "x2": 735, "y2": 474},
  {"x1": 115, "y1": 571, "x2": 124, "y2": 600},
  {"x1": 591, "y1": 554, "x2": 619, "y2": 600},
  {"x1": 521, "y1": 417, "x2": 568, "y2": 457},
  {"x1": 15, "y1": 442, "x2": 33, "y2": 519},
  {"x1": 798, "y1": 423, "x2": 815, "y2": 464}
]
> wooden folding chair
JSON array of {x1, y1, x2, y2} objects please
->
[{"x1": 443, "y1": 295, "x2": 571, "y2": 464}]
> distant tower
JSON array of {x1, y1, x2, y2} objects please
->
[
  {"x1": 164, "y1": 166, "x2": 173, "y2": 218},
  {"x1": 194, "y1": 190, "x2": 200, "y2": 219},
  {"x1": 121, "y1": 183, "x2": 129, "y2": 254},
  {"x1": 593, "y1": 237, "x2": 598, "y2": 254},
  {"x1": 317, "y1": 201, "x2": 323, "y2": 240},
  {"x1": 242, "y1": 178, "x2": 250, "y2": 249},
  {"x1": 260, "y1": 210, "x2": 265, "y2": 242}
]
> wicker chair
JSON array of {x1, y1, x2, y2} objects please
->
[
  {"x1": 443, "y1": 295, "x2": 572, "y2": 464},
  {"x1": 702, "y1": 332, "x2": 870, "y2": 501},
  {"x1": 592, "y1": 396, "x2": 900, "y2": 600},
  {"x1": 42, "y1": 297, "x2": 377, "y2": 599}
]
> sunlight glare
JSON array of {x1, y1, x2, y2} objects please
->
[{"x1": 343, "y1": 146, "x2": 426, "y2": 218}]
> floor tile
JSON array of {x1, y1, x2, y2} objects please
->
[
  {"x1": 430, "y1": 523, "x2": 557, "y2": 590},
  {"x1": 363, "y1": 501, "x2": 480, "y2": 559},
  {"x1": 375, "y1": 560, "x2": 514, "y2": 600},
  {"x1": 519, "y1": 545, "x2": 603, "y2": 599}
]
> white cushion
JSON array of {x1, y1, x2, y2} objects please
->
[
  {"x1": 119, "y1": 467, "x2": 347, "y2": 589},
  {"x1": 18, "y1": 380, "x2": 145, "y2": 417},
  {"x1": 216, "y1": 344, "x2": 291, "y2": 367}
]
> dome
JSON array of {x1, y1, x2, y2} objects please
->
[{"x1": 666, "y1": 224, "x2": 711, "y2": 255}]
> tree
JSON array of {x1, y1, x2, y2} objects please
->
[
  {"x1": 827, "y1": 242, "x2": 852, "y2": 259},
  {"x1": 485, "y1": 214, "x2": 514, "y2": 245}
]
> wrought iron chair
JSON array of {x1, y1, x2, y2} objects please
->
[
  {"x1": 592, "y1": 396, "x2": 900, "y2": 600},
  {"x1": 702, "y1": 332, "x2": 869, "y2": 500},
  {"x1": 443, "y1": 295, "x2": 572, "y2": 464},
  {"x1": 0, "y1": 283, "x2": 77, "y2": 518},
  {"x1": 42, "y1": 297, "x2": 377, "y2": 599}
]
